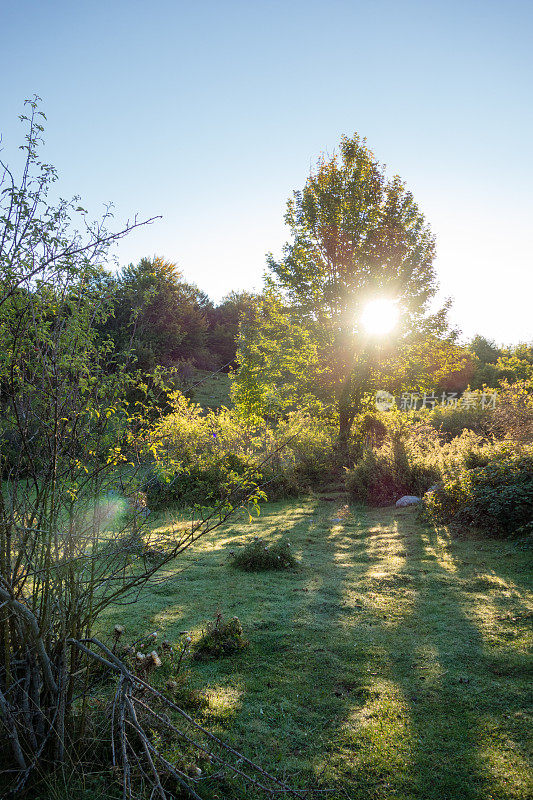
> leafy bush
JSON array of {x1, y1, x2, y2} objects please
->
[
  {"x1": 192, "y1": 614, "x2": 248, "y2": 660},
  {"x1": 230, "y1": 537, "x2": 298, "y2": 571},
  {"x1": 143, "y1": 452, "x2": 251, "y2": 509},
  {"x1": 490, "y1": 380, "x2": 533, "y2": 443},
  {"x1": 423, "y1": 449, "x2": 533, "y2": 537},
  {"x1": 345, "y1": 433, "x2": 440, "y2": 505},
  {"x1": 143, "y1": 392, "x2": 337, "y2": 505},
  {"x1": 429, "y1": 403, "x2": 491, "y2": 439}
]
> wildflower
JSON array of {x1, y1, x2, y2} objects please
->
[
  {"x1": 166, "y1": 680, "x2": 178, "y2": 691},
  {"x1": 113, "y1": 625, "x2": 124, "y2": 639},
  {"x1": 148, "y1": 631, "x2": 158, "y2": 640},
  {"x1": 148, "y1": 650, "x2": 162, "y2": 668},
  {"x1": 187, "y1": 765, "x2": 202, "y2": 778},
  {"x1": 136, "y1": 652, "x2": 145, "y2": 662},
  {"x1": 184, "y1": 636, "x2": 192, "y2": 645}
]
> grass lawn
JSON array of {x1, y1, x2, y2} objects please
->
[{"x1": 101, "y1": 499, "x2": 533, "y2": 800}]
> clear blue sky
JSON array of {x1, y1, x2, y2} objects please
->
[{"x1": 1, "y1": 0, "x2": 532, "y2": 344}]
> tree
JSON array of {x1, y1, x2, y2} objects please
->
[
  {"x1": 467, "y1": 337, "x2": 533, "y2": 389},
  {"x1": 237, "y1": 133, "x2": 464, "y2": 445},
  {"x1": 206, "y1": 290, "x2": 257, "y2": 368},
  {"x1": 102, "y1": 256, "x2": 214, "y2": 371},
  {"x1": 231, "y1": 287, "x2": 324, "y2": 418}
]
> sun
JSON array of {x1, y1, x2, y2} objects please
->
[{"x1": 360, "y1": 298, "x2": 399, "y2": 336}]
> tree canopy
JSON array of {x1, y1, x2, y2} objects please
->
[{"x1": 234, "y1": 133, "x2": 467, "y2": 444}]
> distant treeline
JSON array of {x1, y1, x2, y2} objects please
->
[
  {"x1": 467, "y1": 335, "x2": 533, "y2": 389},
  {"x1": 97, "y1": 256, "x2": 255, "y2": 373},
  {"x1": 97, "y1": 256, "x2": 532, "y2": 391}
]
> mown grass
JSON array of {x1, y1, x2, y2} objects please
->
[{"x1": 100, "y1": 500, "x2": 533, "y2": 799}]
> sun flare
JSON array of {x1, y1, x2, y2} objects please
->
[{"x1": 360, "y1": 298, "x2": 399, "y2": 336}]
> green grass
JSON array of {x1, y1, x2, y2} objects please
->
[
  {"x1": 190, "y1": 370, "x2": 232, "y2": 410},
  {"x1": 101, "y1": 500, "x2": 533, "y2": 799}
]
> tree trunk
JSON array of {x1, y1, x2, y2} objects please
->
[
  {"x1": 338, "y1": 405, "x2": 356, "y2": 452},
  {"x1": 336, "y1": 353, "x2": 372, "y2": 454}
]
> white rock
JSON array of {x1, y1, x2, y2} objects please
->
[{"x1": 395, "y1": 495, "x2": 421, "y2": 507}]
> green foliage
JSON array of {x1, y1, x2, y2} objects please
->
[
  {"x1": 192, "y1": 614, "x2": 248, "y2": 661},
  {"x1": 100, "y1": 260, "x2": 255, "y2": 377},
  {"x1": 234, "y1": 133, "x2": 466, "y2": 444},
  {"x1": 101, "y1": 256, "x2": 217, "y2": 372},
  {"x1": 423, "y1": 448, "x2": 533, "y2": 537},
  {"x1": 428, "y1": 402, "x2": 491, "y2": 439},
  {"x1": 0, "y1": 100, "x2": 268, "y2": 796},
  {"x1": 345, "y1": 436, "x2": 440, "y2": 506},
  {"x1": 231, "y1": 287, "x2": 324, "y2": 419},
  {"x1": 205, "y1": 290, "x2": 256, "y2": 368},
  {"x1": 143, "y1": 391, "x2": 337, "y2": 505},
  {"x1": 269, "y1": 133, "x2": 438, "y2": 323},
  {"x1": 344, "y1": 410, "x2": 505, "y2": 505},
  {"x1": 468, "y1": 336, "x2": 533, "y2": 390},
  {"x1": 229, "y1": 537, "x2": 298, "y2": 571},
  {"x1": 490, "y1": 379, "x2": 533, "y2": 442},
  {"x1": 144, "y1": 453, "x2": 251, "y2": 509}
]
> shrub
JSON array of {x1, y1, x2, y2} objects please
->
[
  {"x1": 143, "y1": 392, "x2": 337, "y2": 505},
  {"x1": 345, "y1": 433, "x2": 440, "y2": 506},
  {"x1": 490, "y1": 380, "x2": 533, "y2": 443},
  {"x1": 429, "y1": 403, "x2": 491, "y2": 439},
  {"x1": 192, "y1": 614, "x2": 248, "y2": 660},
  {"x1": 230, "y1": 537, "x2": 298, "y2": 571},
  {"x1": 423, "y1": 449, "x2": 533, "y2": 537},
  {"x1": 143, "y1": 452, "x2": 251, "y2": 509}
]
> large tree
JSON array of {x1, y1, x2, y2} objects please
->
[
  {"x1": 103, "y1": 256, "x2": 213, "y2": 371},
  {"x1": 238, "y1": 134, "x2": 465, "y2": 445}
]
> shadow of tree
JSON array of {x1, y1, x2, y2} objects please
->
[{"x1": 114, "y1": 500, "x2": 532, "y2": 800}]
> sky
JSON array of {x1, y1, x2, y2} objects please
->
[{"x1": 1, "y1": 0, "x2": 532, "y2": 345}]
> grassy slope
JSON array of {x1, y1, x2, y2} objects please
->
[
  {"x1": 102, "y1": 501, "x2": 533, "y2": 800},
  {"x1": 190, "y1": 370, "x2": 232, "y2": 410}
]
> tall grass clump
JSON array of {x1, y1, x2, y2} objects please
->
[
  {"x1": 192, "y1": 614, "x2": 249, "y2": 661},
  {"x1": 230, "y1": 537, "x2": 298, "y2": 571}
]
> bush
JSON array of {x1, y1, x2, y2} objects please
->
[
  {"x1": 230, "y1": 537, "x2": 298, "y2": 571},
  {"x1": 192, "y1": 614, "x2": 248, "y2": 660},
  {"x1": 143, "y1": 452, "x2": 251, "y2": 509},
  {"x1": 143, "y1": 392, "x2": 337, "y2": 506},
  {"x1": 428, "y1": 403, "x2": 491, "y2": 440},
  {"x1": 345, "y1": 433, "x2": 440, "y2": 506},
  {"x1": 423, "y1": 449, "x2": 533, "y2": 537},
  {"x1": 490, "y1": 380, "x2": 533, "y2": 443}
]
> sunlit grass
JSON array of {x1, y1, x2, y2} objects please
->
[{"x1": 102, "y1": 499, "x2": 533, "y2": 799}]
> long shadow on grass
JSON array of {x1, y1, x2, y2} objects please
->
[
  {"x1": 348, "y1": 511, "x2": 530, "y2": 800},
  {"x1": 137, "y1": 502, "x2": 531, "y2": 800},
  {"x1": 294, "y1": 505, "x2": 532, "y2": 799},
  {"x1": 383, "y1": 514, "x2": 491, "y2": 800}
]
